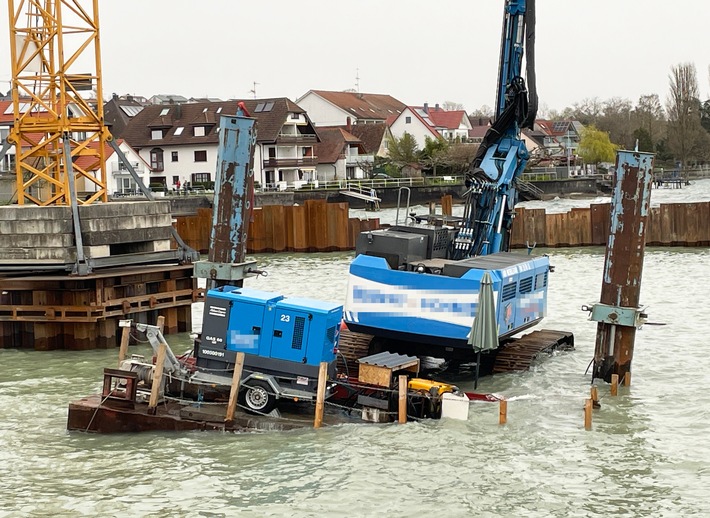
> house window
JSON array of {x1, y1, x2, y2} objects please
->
[
  {"x1": 405, "y1": 116, "x2": 411, "y2": 124},
  {"x1": 194, "y1": 150, "x2": 207, "y2": 162},
  {"x1": 194, "y1": 126, "x2": 205, "y2": 137},
  {"x1": 192, "y1": 172, "x2": 211, "y2": 183},
  {"x1": 174, "y1": 127, "x2": 184, "y2": 136},
  {"x1": 150, "y1": 148, "x2": 164, "y2": 171},
  {"x1": 171, "y1": 151, "x2": 178, "y2": 162},
  {"x1": 291, "y1": 113, "x2": 299, "y2": 120},
  {"x1": 151, "y1": 129, "x2": 163, "y2": 140}
]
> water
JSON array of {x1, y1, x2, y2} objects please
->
[{"x1": 2, "y1": 182, "x2": 710, "y2": 516}]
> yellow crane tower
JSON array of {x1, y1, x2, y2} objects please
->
[{"x1": 6, "y1": 0, "x2": 109, "y2": 205}]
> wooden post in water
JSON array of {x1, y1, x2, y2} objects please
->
[
  {"x1": 117, "y1": 321, "x2": 131, "y2": 366},
  {"x1": 314, "y1": 361, "x2": 328, "y2": 429},
  {"x1": 584, "y1": 399, "x2": 593, "y2": 430},
  {"x1": 610, "y1": 373, "x2": 619, "y2": 396},
  {"x1": 441, "y1": 194, "x2": 453, "y2": 217},
  {"x1": 156, "y1": 315, "x2": 165, "y2": 334},
  {"x1": 592, "y1": 150, "x2": 654, "y2": 384},
  {"x1": 225, "y1": 352, "x2": 245, "y2": 422},
  {"x1": 398, "y1": 375, "x2": 408, "y2": 424},
  {"x1": 148, "y1": 342, "x2": 168, "y2": 414},
  {"x1": 591, "y1": 385, "x2": 600, "y2": 409},
  {"x1": 499, "y1": 399, "x2": 508, "y2": 425}
]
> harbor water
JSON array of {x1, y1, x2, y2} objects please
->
[{"x1": 2, "y1": 180, "x2": 710, "y2": 517}]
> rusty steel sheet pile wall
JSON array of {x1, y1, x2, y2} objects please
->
[
  {"x1": 509, "y1": 201, "x2": 710, "y2": 248},
  {"x1": 174, "y1": 200, "x2": 380, "y2": 254}
]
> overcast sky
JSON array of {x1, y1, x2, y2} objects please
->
[{"x1": 1, "y1": 0, "x2": 708, "y2": 114}]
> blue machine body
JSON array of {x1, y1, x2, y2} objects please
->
[
  {"x1": 344, "y1": 252, "x2": 548, "y2": 349},
  {"x1": 198, "y1": 286, "x2": 342, "y2": 371}
]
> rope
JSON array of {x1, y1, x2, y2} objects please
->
[{"x1": 84, "y1": 393, "x2": 113, "y2": 432}]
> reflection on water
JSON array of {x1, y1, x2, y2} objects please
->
[{"x1": 2, "y1": 189, "x2": 710, "y2": 515}]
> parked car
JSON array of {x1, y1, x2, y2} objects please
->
[{"x1": 371, "y1": 172, "x2": 392, "y2": 179}]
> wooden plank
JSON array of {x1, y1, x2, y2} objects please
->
[
  {"x1": 314, "y1": 361, "x2": 328, "y2": 429},
  {"x1": 225, "y1": 352, "x2": 245, "y2": 422},
  {"x1": 358, "y1": 363, "x2": 393, "y2": 388}
]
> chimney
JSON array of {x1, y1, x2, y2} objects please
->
[
  {"x1": 435, "y1": 103, "x2": 440, "y2": 111},
  {"x1": 423, "y1": 102, "x2": 429, "y2": 113},
  {"x1": 112, "y1": 93, "x2": 118, "y2": 100},
  {"x1": 346, "y1": 116, "x2": 352, "y2": 132},
  {"x1": 126, "y1": 94, "x2": 133, "y2": 102}
]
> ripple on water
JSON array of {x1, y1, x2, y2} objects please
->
[{"x1": 3, "y1": 245, "x2": 710, "y2": 516}]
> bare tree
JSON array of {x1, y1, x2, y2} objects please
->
[
  {"x1": 442, "y1": 101, "x2": 464, "y2": 111},
  {"x1": 633, "y1": 94, "x2": 666, "y2": 148},
  {"x1": 666, "y1": 62, "x2": 706, "y2": 170},
  {"x1": 569, "y1": 97, "x2": 604, "y2": 125},
  {"x1": 469, "y1": 105, "x2": 494, "y2": 118},
  {"x1": 598, "y1": 97, "x2": 634, "y2": 149}
]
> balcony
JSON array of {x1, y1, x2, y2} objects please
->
[
  {"x1": 112, "y1": 162, "x2": 144, "y2": 174},
  {"x1": 262, "y1": 157, "x2": 318, "y2": 169},
  {"x1": 275, "y1": 133, "x2": 317, "y2": 144}
]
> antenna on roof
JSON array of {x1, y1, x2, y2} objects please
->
[
  {"x1": 355, "y1": 68, "x2": 360, "y2": 93},
  {"x1": 249, "y1": 81, "x2": 259, "y2": 99}
]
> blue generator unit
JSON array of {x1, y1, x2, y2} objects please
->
[{"x1": 196, "y1": 286, "x2": 343, "y2": 391}]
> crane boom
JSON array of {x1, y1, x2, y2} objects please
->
[{"x1": 457, "y1": 0, "x2": 537, "y2": 258}]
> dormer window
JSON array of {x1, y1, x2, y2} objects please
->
[
  {"x1": 194, "y1": 126, "x2": 206, "y2": 137},
  {"x1": 151, "y1": 129, "x2": 163, "y2": 140}
]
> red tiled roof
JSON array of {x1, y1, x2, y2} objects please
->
[
  {"x1": 427, "y1": 108, "x2": 466, "y2": 130},
  {"x1": 0, "y1": 100, "x2": 13, "y2": 124}
]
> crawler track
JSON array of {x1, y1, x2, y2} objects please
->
[
  {"x1": 492, "y1": 329, "x2": 575, "y2": 373},
  {"x1": 337, "y1": 329, "x2": 374, "y2": 378}
]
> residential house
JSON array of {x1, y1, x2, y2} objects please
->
[
  {"x1": 425, "y1": 104, "x2": 472, "y2": 141},
  {"x1": 148, "y1": 94, "x2": 188, "y2": 105},
  {"x1": 71, "y1": 139, "x2": 151, "y2": 195},
  {"x1": 103, "y1": 94, "x2": 147, "y2": 138},
  {"x1": 189, "y1": 97, "x2": 223, "y2": 103},
  {"x1": 534, "y1": 120, "x2": 584, "y2": 164},
  {"x1": 347, "y1": 123, "x2": 392, "y2": 159},
  {"x1": 388, "y1": 106, "x2": 441, "y2": 148},
  {"x1": 0, "y1": 100, "x2": 14, "y2": 173},
  {"x1": 121, "y1": 98, "x2": 319, "y2": 190},
  {"x1": 388, "y1": 104, "x2": 473, "y2": 146},
  {"x1": 313, "y1": 127, "x2": 368, "y2": 181},
  {"x1": 296, "y1": 90, "x2": 405, "y2": 127}
]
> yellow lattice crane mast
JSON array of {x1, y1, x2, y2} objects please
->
[{"x1": 7, "y1": 0, "x2": 108, "y2": 205}]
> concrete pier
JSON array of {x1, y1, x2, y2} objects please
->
[{"x1": 0, "y1": 201, "x2": 201, "y2": 349}]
